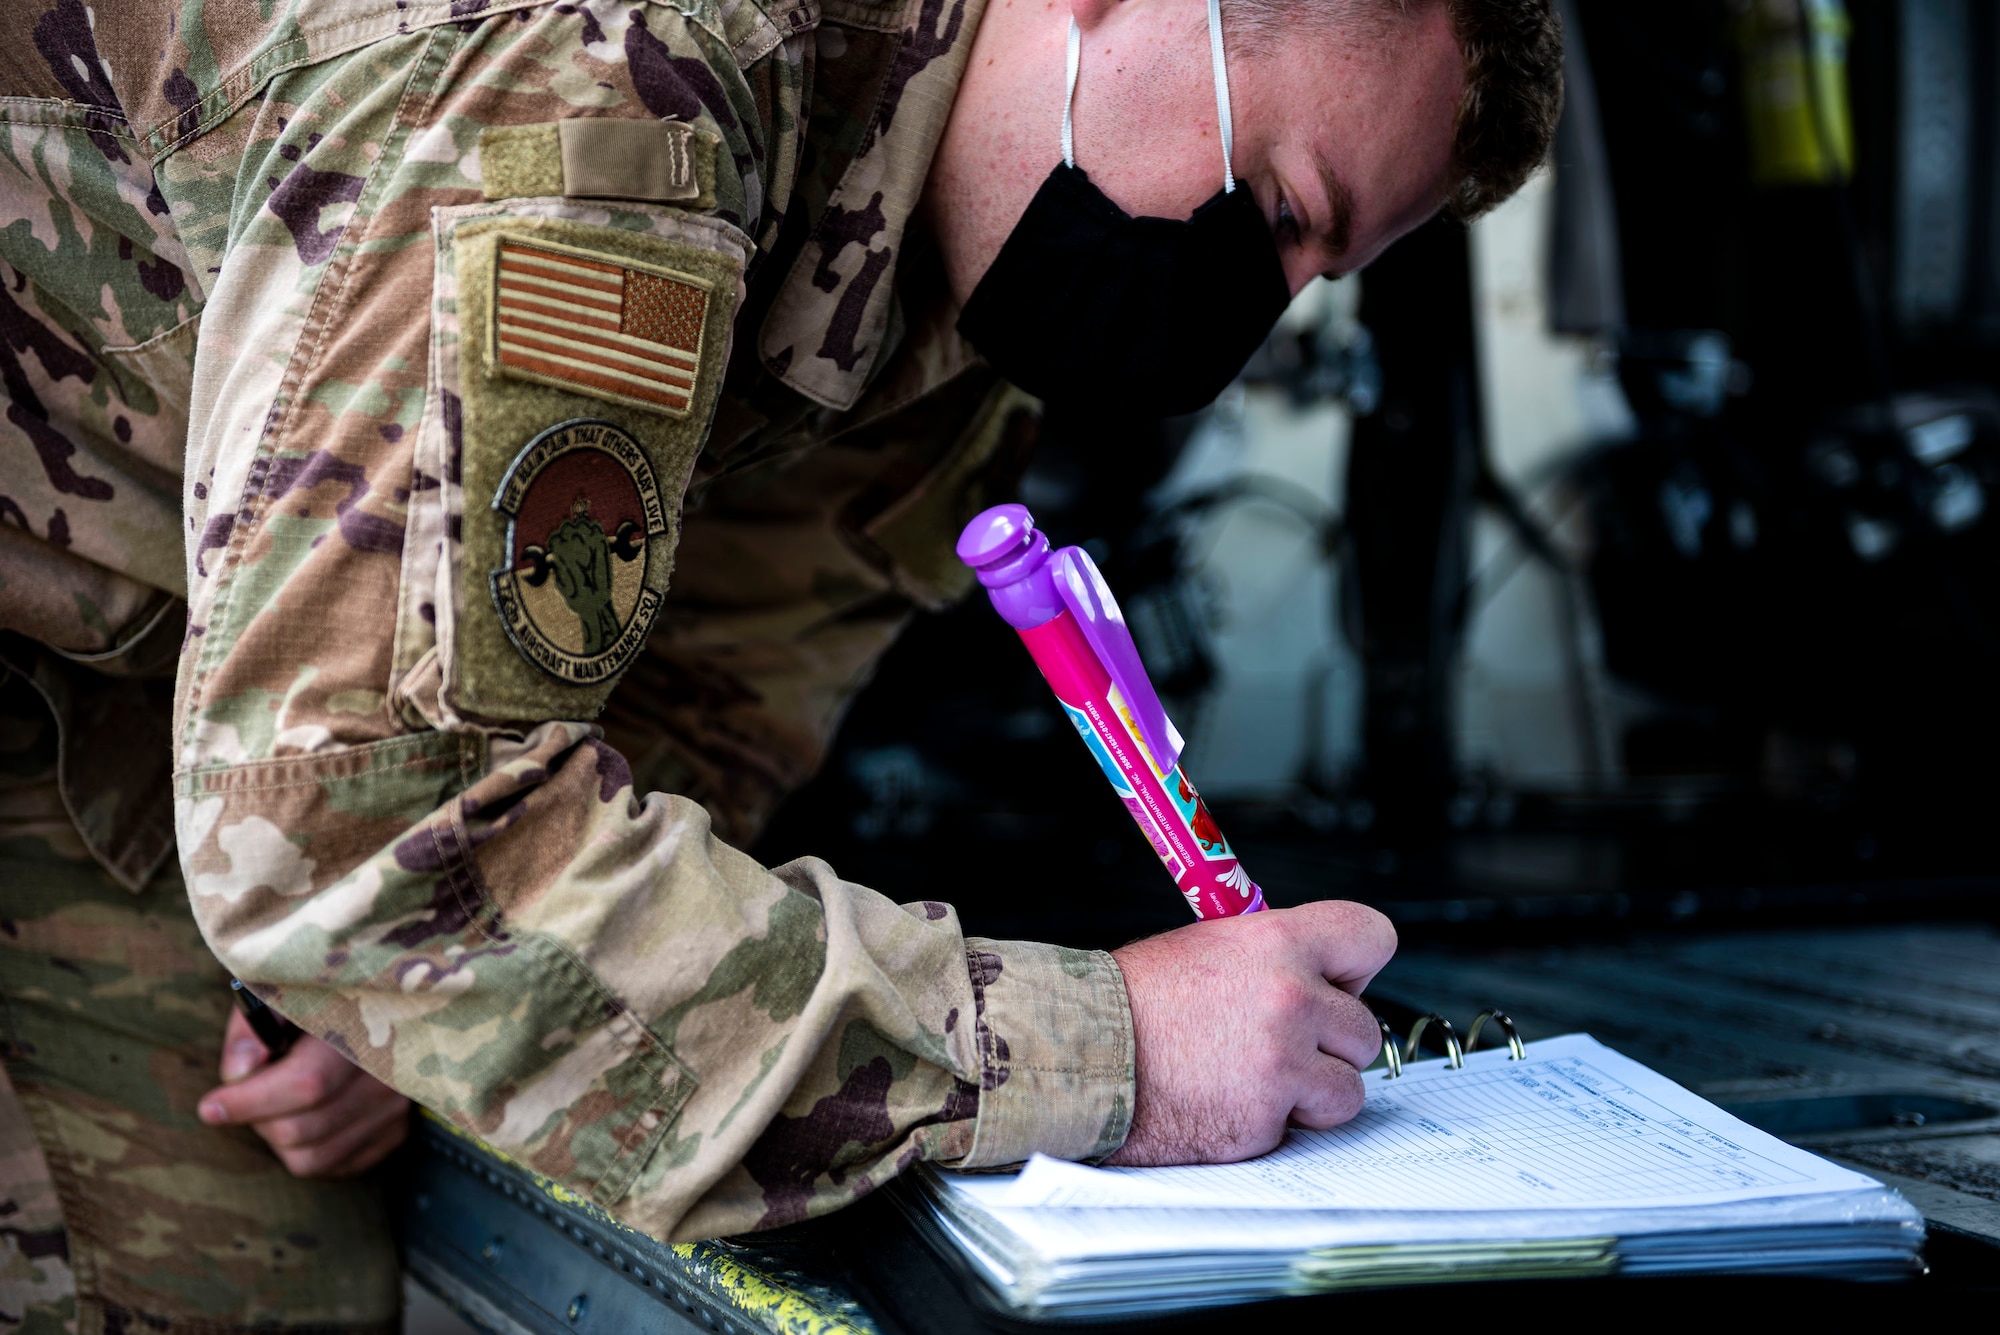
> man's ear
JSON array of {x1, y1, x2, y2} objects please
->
[{"x1": 1069, "y1": 0, "x2": 1122, "y2": 33}]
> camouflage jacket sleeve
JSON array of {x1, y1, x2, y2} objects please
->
[{"x1": 145, "y1": 0, "x2": 1133, "y2": 1239}]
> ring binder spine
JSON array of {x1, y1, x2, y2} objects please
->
[
  {"x1": 1466, "y1": 1009, "x2": 1525, "y2": 1060},
  {"x1": 1404, "y1": 1013, "x2": 1463, "y2": 1069},
  {"x1": 1375, "y1": 1017, "x2": 1402, "y2": 1079},
  {"x1": 1370, "y1": 1007, "x2": 1526, "y2": 1077}
]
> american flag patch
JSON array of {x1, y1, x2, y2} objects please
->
[{"x1": 490, "y1": 238, "x2": 710, "y2": 416}]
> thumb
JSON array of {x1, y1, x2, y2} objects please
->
[{"x1": 219, "y1": 1006, "x2": 271, "y2": 1083}]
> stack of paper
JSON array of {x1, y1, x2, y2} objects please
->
[{"x1": 914, "y1": 1036, "x2": 1924, "y2": 1317}]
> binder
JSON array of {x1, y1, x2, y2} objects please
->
[
  {"x1": 1372, "y1": 1006, "x2": 1525, "y2": 1078},
  {"x1": 911, "y1": 1016, "x2": 1927, "y2": 1318}
]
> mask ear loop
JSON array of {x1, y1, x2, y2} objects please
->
[
  {"x1": 1061, "y1": 19, "x2": 1083, "y2": 169},
  {"x1": 1206, "y1": 0, "x2": 1236, "y2": 193},
  {"x1": 1064, "y1": 7, "x2": 1233, "y2": 191}
]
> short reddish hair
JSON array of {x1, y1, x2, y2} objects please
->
[
  {"x1": 1436, "y1": 0, "x2": 1564, "y2": 219},
  {"x1": 1231, "y1": 0, "x2": 1565, "y2": 220}
]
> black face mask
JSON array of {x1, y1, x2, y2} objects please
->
[
  {"x1": 958, "y1": 164, "x2": 1289, "y2": 419},
  {"x1": 956, "y1": 6, "x2": 1291, "y2": 419}
]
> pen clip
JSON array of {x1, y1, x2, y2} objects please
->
[{"x1": 1051, "y1": 546, "x2": 1185, "y2": 774}]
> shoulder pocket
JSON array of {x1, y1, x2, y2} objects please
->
[{"x1": 424, "y1": 203, "x2": 747, "y2": 726}]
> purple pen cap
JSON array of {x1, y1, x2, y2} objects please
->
[
  {"x1": 959, "y1": 505, "x2": 1185, "y2": 772},
  {"x1": 958, "y1": 504, "x2": 1064, "y2": 630}
]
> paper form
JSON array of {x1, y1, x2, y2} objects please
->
[
  {"x1": 928, "y1": 1174, "x2": 1917, "y2": 1264},
  {"x1": 981, "y1": 1035, "x2": 1880, "y2": 1213}
]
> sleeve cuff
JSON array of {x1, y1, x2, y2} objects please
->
[{"x1": 953, "y1": 937, "x2": 1135, "y2": 1169}]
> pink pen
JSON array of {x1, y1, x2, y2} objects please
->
[{"x1": 957, "y1": 504, "x2": 1264, "y2": 921}]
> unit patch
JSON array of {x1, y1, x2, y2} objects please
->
[
  {"x1": 490, "y1": 419, "x2": 667, "y2": 684},
  {"x1": 491, "y1": 237, "x2": 712, "y2": 417},
  {"x1": 448, "y1": 213, "x2": 742, "y2": 723}
]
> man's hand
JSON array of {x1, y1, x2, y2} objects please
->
[
  {"x1": 1106, "y1": 900, "x2": 1395, "y2": 1167},
  {"x1": 197, "y1": 1008, "x2": 412, "y2": 1177}
]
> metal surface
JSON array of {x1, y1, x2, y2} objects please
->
[
  {"x1": 1368, "y1": 921, "x2": 2000, "y2": 1250},
  {"x1": 400, "y1": 1120, "x2": 878, "y2": 1335}
]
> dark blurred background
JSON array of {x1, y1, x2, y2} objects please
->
[{"x1": 756, "y1": 0, "x2": 2000, "y2": 953}]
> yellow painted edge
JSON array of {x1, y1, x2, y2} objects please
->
[{"x1": 670, "y1": 1244, "x2": 874, "y2": 1335}]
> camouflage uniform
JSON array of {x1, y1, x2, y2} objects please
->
[
  {"x1": 0, "y1": 673, "x2": 401, "y2": 1333},
  {"x1": 1, "y1": 0, "x2": 1138, "y2": 1328}
]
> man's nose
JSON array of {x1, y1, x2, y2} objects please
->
[{"x1": 1280, "y1": 250, "x2": 1323, "y2": 299}]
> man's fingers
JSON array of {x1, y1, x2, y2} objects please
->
[
  {"x1": 270, "y1": 1091, "x2": 401, "y2": 1171},
  {"x1": 1316, "y1": 986, "x2": 1383, "y2": 1072},
  {"x1": 327, "y1": 1117, "x2": 413, "y2": 1177},
  {"x1": 218, "y1": 1007, "x2": 270, "y2": 1082},
  {"x1": 202, "y1": 1007, "x2": 413, "y2": 1178},
  {"x1": 275, "y1": 1097, "x2": 410, "y2": 1178},
  {"x1": 198, "y1": 1038, "x2": 354, "y2": 1126},
  {"x1": 1290, "y1": 900, "x2": 1397, "y2": 995},
  {"x1": 342, "y1": 1115, "x2": 414, "y2": 1176},
  {"x1": 1111, "y1": 899, "x2": 1400, "y2": 1168},
  {"x1": 254, "y1": 1075, "x2": 404, "y2": 1151},
  {"x1": 1289, "y1": 1054, "x2": 1366, "y2": 1131}
]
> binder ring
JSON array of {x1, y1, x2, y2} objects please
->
[
  {"x1": 1374, "y1": 1016, "x2": 1403, "y2": 1079},
  {"x1": 1404, "y1": 1013, "x2": 1463, "y2": 1069},
  {"x1": 1465, "y1": 1009, "x2": 1526, "y2": 1061}
]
